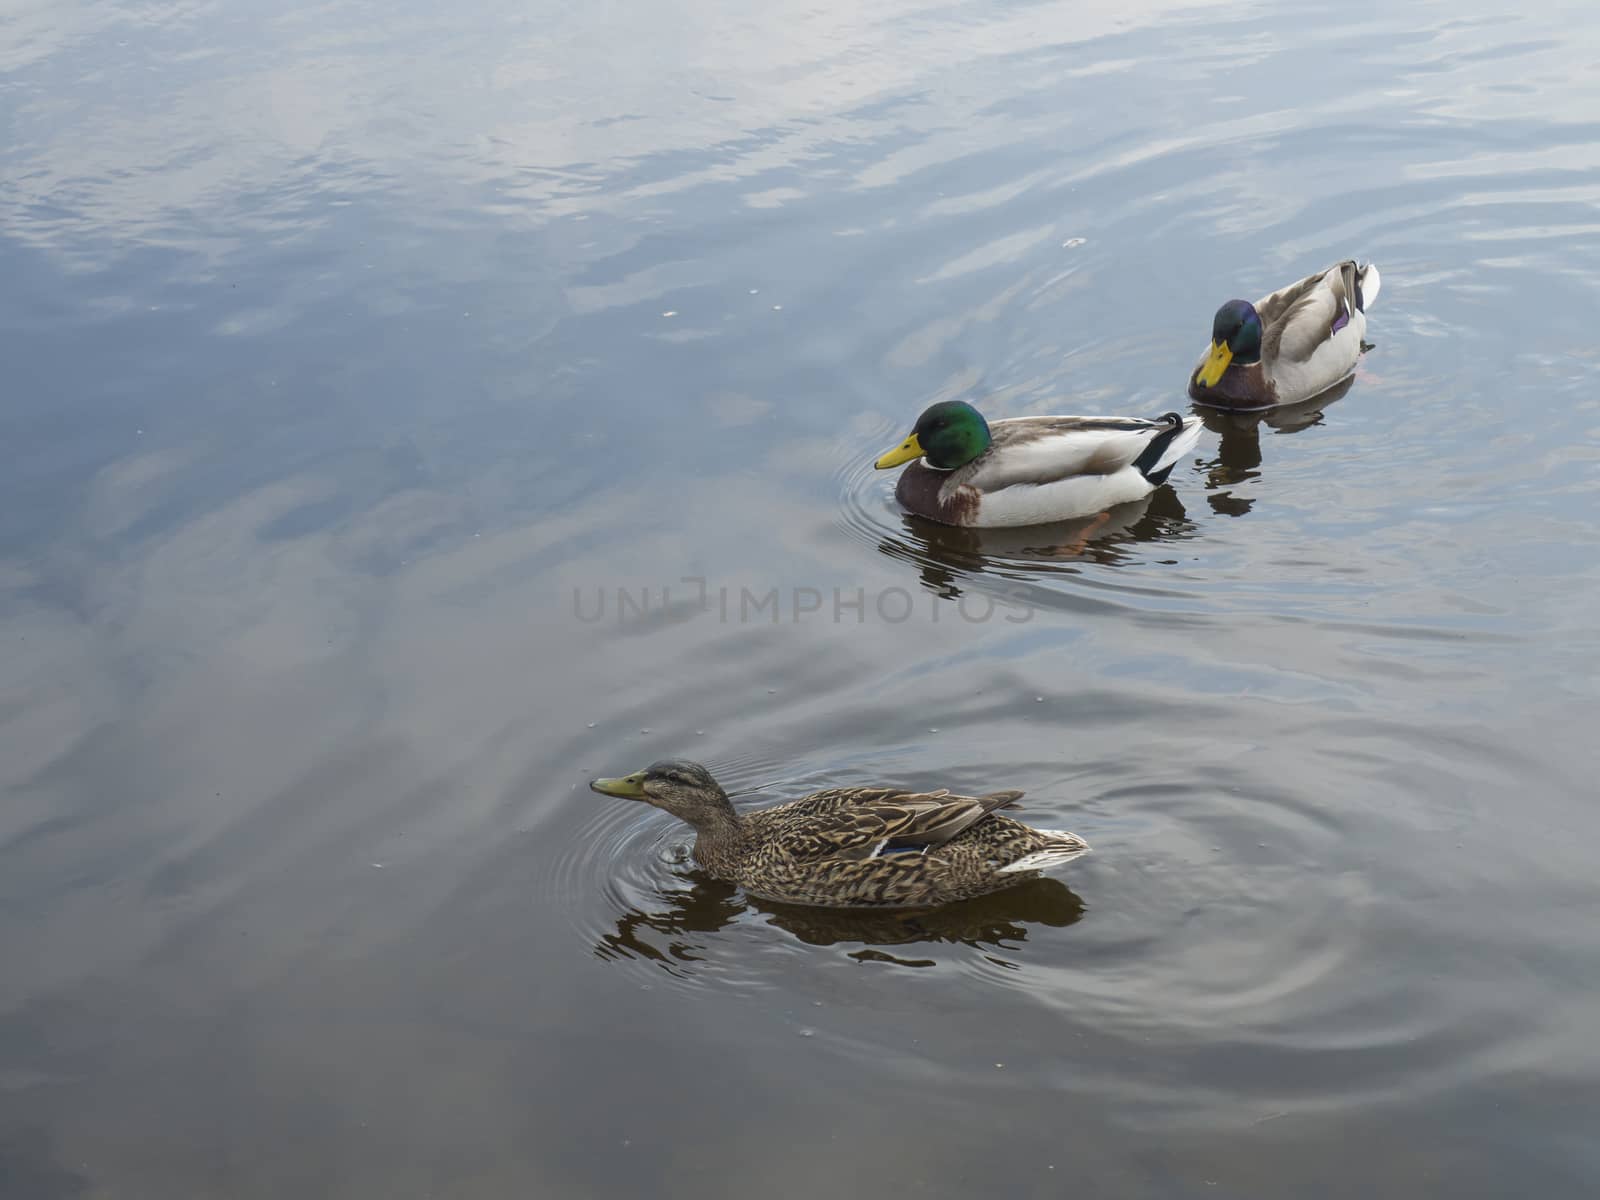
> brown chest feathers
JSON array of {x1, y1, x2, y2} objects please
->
[
  {"x1": 1188, "y1": 361, "x2": 1276, "y2": 410},
  {"x1": 896, "y1": 464, "x2": 981, "y2": 525}
]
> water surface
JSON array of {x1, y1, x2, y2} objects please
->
[{"x1": 4, "y1": 0, "x2": 1600, "y2": 1195}]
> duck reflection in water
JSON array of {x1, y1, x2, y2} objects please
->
[
  {"x1": 1198, "y1": 373, "x2": 1359, "y2": 517},
  {"x1": 596, "y1": 872, "x2": 1085, "y2": 973},
  {"x1": 875, "y1": 485, "x2": 1197, "y2": 600}
]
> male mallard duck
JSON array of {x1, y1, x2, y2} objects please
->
[
  {"x1": 1188, "y1": 260, "x2": 1381, "y2": 410},
  {"x1": 590, "y1": 759, "x2": 1089, "y2": 909},
  {"x1": 873, "y1": 400, "x2": 1202, "y2": 528}
]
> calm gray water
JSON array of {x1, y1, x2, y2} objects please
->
[{"x1": 4, "y1": 0, "x2": 1599, "y2": 1195}]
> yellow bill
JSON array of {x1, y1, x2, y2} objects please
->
[
  {"x1": 590, "y1": 771, "x2": 647, "y2": 799},
  {"x1": 1195, "y1": 341, "x2": 1234, "y2": 389},
  {"x1": 874, "y1": 433, "x2": 924, "y2": 470}
]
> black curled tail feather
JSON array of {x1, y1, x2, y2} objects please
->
[{"x1": 1133, "y1": 413, "x2": 1188, "y2": 485}]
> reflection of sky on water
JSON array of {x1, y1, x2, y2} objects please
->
[{"x1": 5, "y1": 0, "x2": 1600, "y2": 1193}]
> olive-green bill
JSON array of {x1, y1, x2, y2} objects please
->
[{"x1": 589, "y1": 771, "x2": 647, "y2": 799}]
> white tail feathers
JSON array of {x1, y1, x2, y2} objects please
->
[
  {"x1": 996, "y1": 831, "x2": 1091, "y2": 874},
  {"x1": 1359, "y1": 263, "x2": 1381, "y2": 310}
]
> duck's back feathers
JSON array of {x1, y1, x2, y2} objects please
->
[
  {"x1": 1261, "y1": 267, "x2": 1346, "y2": 365},
  {"x1": 1262, "y1": 260, "x2": 1377, "y2": 363},
  {"x1": 718, "y1": 784, "x2": 1088, "y2": 907},
  {"x1": 1252, "y1": 268, "x2": 1331, "y2": 345},
  {"x1": 766, "y1": 787, "x2": 1024, "y2": 863},
  {"x1": 977, "y1": 416, "x2": 1184, "y2": 488}
]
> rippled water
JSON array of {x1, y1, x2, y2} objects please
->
[{"x1": 4, "y1": 0, "x2": 1600, "y2": 1194}]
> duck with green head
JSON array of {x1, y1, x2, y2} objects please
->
[
  {"x1": 1189, "y1": 260, "x2": 1381, "y2": 410},
  {"x1": 873, "y1": 399, "x2": 1202, "y2": 528},
  {"x1": 590, "y1": 759, "x2": 1089, "y2": 908}
]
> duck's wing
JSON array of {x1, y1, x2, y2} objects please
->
[
  {"x1": 1250, "y1": 268, "x2": 1326, "y2": 327},
  {"x1": 1259, "y1": 262, "x2": 1361, "y2": 366},
  {"x1": 774, "y1": 788, "x2": 1025, "y2": 863},
  {"x1": 967, "y1": 416, "x2": 1188, "y2": 491}
]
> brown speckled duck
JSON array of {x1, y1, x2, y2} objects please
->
[{"x1": 589, "y1": 760, "x2": 1090, "y2": 908}]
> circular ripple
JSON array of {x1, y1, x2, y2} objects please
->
[{"x1": 546, "y1": 790, "x2": 730, "y2": 987}]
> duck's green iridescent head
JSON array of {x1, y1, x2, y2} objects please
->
[
  {"x1": 874, "y1": 400, "x2": 993, "y2": 471},
  {"x1": 1196, "y1": 299, "x2": 1263, "y2": 388}
]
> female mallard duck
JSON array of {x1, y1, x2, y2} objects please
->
[
  {"x1": 1188, "y1": 260, "x2": 1381, "y2": 410},
  {"x1": 873, "y1": 400, "x2": 1202, "y2": 528},
  {"x1": 590, "y1": 759, "x2": 1089, "y2": 908}
]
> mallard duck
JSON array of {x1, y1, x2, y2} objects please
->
[
  {"x1": 1188, "y1": 260, "x2": 1381, "y2": 410},
  {"x1": 873, "y1": 400, "x2": 1202, "y2": 528},
  {"x1": 590, "y1": 759, "x2": 1090, "y2": 909}
]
